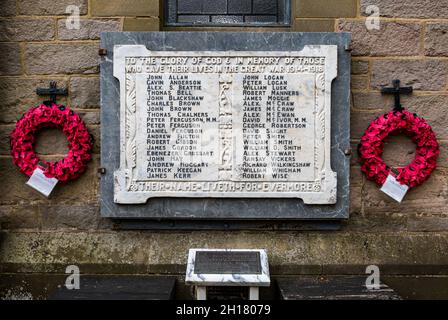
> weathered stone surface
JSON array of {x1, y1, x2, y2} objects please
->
[
  {"x1": 0, "y1": 43, "x2": 21, "y2": 75},
  {"x1": 123, "y1": 18, "x2": 160, "y2": 31},
  {"x1": 350, "y1": 166, "x2": 363, "y2": 186},
  {"x1": 91, "y1": 0, "x2": 159, "y2": 17},
  {"x1": 351, "y1": 60, "x2": 369, "y2": 75},
  {"x1": 351, "y1": 75, "x2": 368, "y2": 90},
  {"x1": 25, "y1": 44, "x2": 99, "y2": 75},
  {"x1": 0, "y1": 205, "x2": 40, "y2": 230},
  {"x1": 425, "y1": 23, "x2": 448, "y2": 57},
  {"x1": 350, "y1": 112, "x2": 377, "y2": 139},
  {"x1": 351, "y1": 94, "x2": 448, "y2": 139},
  {"x1": 0, "y1": 18, "x2": 54, "y2": 41},
  {"x1": 382, "y1": 134, "x2": 416, "y2": 167},
  {"x1": 293, "y1": 19, "x2": 335, "y2": 32},
  {"x1": 40, "y1": 205, "x2": 109, "y2": 230},
  {"x1": 58, "y1": 19, "x2": 120, "y2": 40},
  {"x1": 0, "y1": 0, "x2": 16, "y2": 16},
  {"x1": 19, "y1": 0, "x2": 87, "y2": 15},
  {"x1": 349, "y1": 182, "x2": 362, "y2": 214},
  {"x1": 75, "y1": 110, "x2": 100, "y2": 125},
  {"x1": 0, "y1": 78, "x2": 68, "y2": 123},
  {"x1": 339, "y1": 20, "x2": 421, "y2": 56},
  {"x1": 0, "y1": 156, "x2": 98, "y2": 206},
  {"x1": 69, "y1": 77, "x2": 100, "y2": 108},
  {"x1": 439, "y1": 143, "x2": 448, "y2": 168},
  {"x1": 1, "y1": 231, "x2": 448, "y2": 273},
  {"x1": 352, "y1": 91, "x2": 393, "y2": 110},
  {"x1": 0, "y1": 125, "x2": 14, "y2": 155},
  {"x1": 361, "y1": 0, "x2": 448, "y2": 18},
  {"x1": 363, "y1": 170, "x2": 448, "y2": 214},
  {"x1": 371, "y1": 60, "x2": 448, "y2": 91},
  {"x1": 33, "y1": 127, "x2": 69, "y2": 155},
  {"x1": 345, "y1": 210, "x2": 448, "y2": 232},
  {"x1": 296, "y1": 0, "x2": 357, "y2": 18}
]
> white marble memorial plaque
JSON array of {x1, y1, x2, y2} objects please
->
[{"x1": 113, "y1": 45, "x2": 337, "y2": 204}]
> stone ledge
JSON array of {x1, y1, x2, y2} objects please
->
[{"x1": 1, "y1": 231, "x2": 447, "y2": 274}]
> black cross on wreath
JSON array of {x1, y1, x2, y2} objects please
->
[
  {"x1": 36, "y1": 81, "x2": 68, "y2": 106},
  {"x1": 380, "y1": 79, "x2": 413, "y2": 112}
]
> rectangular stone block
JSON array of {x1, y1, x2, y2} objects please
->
[
  {"x1": 0, "y1": 43, "x2": 21, "y2": 76},
  {"x1": 0, "y1": 18, "x2": 55, "y2": 41},
  {"x1": 351, "y1": 60, "x2": 369, "y2": 75},
  {"x1": 293, "y1": 19, "x2": 335, "y2": 32},
  {"x1": 338, "y1": 20, "x2": 421, "y2": 56},
  {"x1": 58, "y1": 19, "x2": 120, "y2": 40},
  {"x1": 296, "y1": 0, "x2": 357, "y2": 18},
  {"x1": 371, "y1": 59, "x2": 448, "y2": 91},
  {"x1": 91, "y1": 0, "x2": 159, "y2": 16},
  {"x1": 69, "y1": 77, "x2": 100, "y2": 108},
  {"x1": 40, "y1": 205, "x2": 107, "y2": 230},
  {"x1": 361, "y1": 0, "x2": 448, "y2": 19},
  {"x1": 425, "y1": 23, "x2": 448, "y2": 57},
  {"x1": 19, "y1": 0, "x2": 87, "y2": 15},
  {"x1": 0, "y1": 78, "x2": 68, "y2": 123},
  {"x1": 351, "y1": 75, "x2": 368, "y2": 90},
  {"x1": 25, "y1": 44, "x2": 99, "y2": 75},
  {"x1": 0, "y1": 0, "x2": 16, "y2": 16},
  {"x1": 123, "y1": 18, "x2": 160, "y2": 31}
]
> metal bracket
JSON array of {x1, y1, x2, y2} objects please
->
[
  {"x1": 380, "y1": 79, "x2": 413, "y2": 112},
  {"x1": 36, "y1": 81, "x2": 68, "y2": 105}
]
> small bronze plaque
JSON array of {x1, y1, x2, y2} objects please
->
[{"x1": 194, "y1": 251, "x2": 261, "y2": 274}]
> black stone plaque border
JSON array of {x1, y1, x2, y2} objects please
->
[{"x1": 100, "y1": 32, "x2": 351, "y2": 228}]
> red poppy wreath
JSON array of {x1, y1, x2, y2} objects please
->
[
  {"x1": 358, "y1": 109, "x2": 439, "y2": 189},
  {"x1": 10, "y1": 103, "x2": 93, "y2": 182}
]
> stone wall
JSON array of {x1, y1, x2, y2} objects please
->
[{"x1": 1, "y1": 0, "x2": 447, "y2": 276}]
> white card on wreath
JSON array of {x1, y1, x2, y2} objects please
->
[
  {"x1": 380, "y1": 174, "x2": 409, "y2": 203},
  {"x1": 26, "y1": 167, "x2": 58, "y2": 197}
]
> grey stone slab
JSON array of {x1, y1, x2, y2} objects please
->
[{"x1": 100, "y1": 32, "x2": 351, "y2": 223}]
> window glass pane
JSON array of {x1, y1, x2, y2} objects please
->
[{"x1": 164, "y1": 0, "x2": 291, "y2": 27}]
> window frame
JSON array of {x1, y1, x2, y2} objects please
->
[{"x1": 163, "y1": 0, "x2": 292, "y2": 28}]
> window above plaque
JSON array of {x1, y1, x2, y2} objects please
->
[{"x1": 164, "y1": 0, "x2": 291, "y2": 27}]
